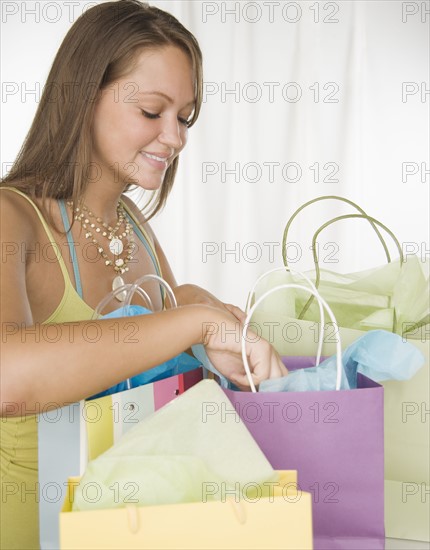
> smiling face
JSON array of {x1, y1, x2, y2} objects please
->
[{"x1": 91, "y1": 46, "x2": 195, "y2": 192}]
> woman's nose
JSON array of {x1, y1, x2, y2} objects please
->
[{"x1": 158, "y1": 116, "x2": 184, "y2": 150}]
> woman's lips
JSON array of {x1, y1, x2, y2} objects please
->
[{"x1": 140, "y1": 151, "x2": 169, "y2": 170}]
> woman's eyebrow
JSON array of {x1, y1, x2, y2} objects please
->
[{"x1": 138, "y1": 91, "x2": 195, "y2": 108}]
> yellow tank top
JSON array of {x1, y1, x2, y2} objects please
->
[{"x1": 0, "y1": 187, "x2": 162, "y2": 549}]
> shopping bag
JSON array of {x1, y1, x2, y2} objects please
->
[
  {"x1": 226, "y1": 282, "x2": 385, "y2": 550},
  {"x1": 249, "y1": 196, "x2": 429, "y2": 541},
  {"x1": 38, "y1": 276, "x2": 203, "y2": 549},
  {"x1": 251, "y1": 196, "x2": 428, "y2": 352},
  {"x1": 60, "y1": 471, "x2": 312, "y2": 550},
  {"x1": 90, "y1": 274, "x2": 201, "y2": 398},
  {"x1": 251, "y1": 273, "x2": 429, "y2": 542},
  {"x1": 280, "y1": 196, "x2": 429, "y2": 336},
  {"x1": 38, "y1": 369, "x2": 203, "y2": 549},
  {"x1": 60, "y1": 380, "x2": 313, "y2": 549},
  {"x1": 382, "y1": 336, "x2": 429, "y2": 542}
]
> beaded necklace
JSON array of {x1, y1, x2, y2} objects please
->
[{"x1": 67, "y1": 201, "x2": 135, "y2": 301}]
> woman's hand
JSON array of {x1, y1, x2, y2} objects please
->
[
  {"x1": 199, "y1": 306, "x2": 288, "y2": 390},
  {"x1": 174, "y1": 284, "x2": 247, "y2": 323},
  {"x1": 173, "y1": 287, "x2": 286, "y2": 389}
]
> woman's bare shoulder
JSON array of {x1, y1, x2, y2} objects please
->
[
  {"x1": 0, "y1": 187, "x2": 40, "y2": 325},
  {"x1": 0, "y1": 186, "x2": 40, "y2": 242}
]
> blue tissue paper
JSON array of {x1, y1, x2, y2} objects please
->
[
  {"x1": 259, "y1": 330, "x2": 425, "y2": 392},
  {"x1": 89, "y1": 305, "x2": 201, "y2": 399}
]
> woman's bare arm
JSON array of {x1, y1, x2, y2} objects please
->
[
  {"x1": 1, "y1": 304, "x2": 220, "y2": 415},
  {"x1": 0, "y1": 192, "x2": 287, "y2": 416},
  {"x1": 0, "y1": 194, "x2": 203, "y2": 414}
]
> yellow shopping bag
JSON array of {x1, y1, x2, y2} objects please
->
[
  {"x1": 60, "y1": 470, "x2": 313, "y2": 550},
  {"x1": 38, "y1": 276, "x2": 203, "y2": 549}
]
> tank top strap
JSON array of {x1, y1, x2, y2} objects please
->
[
  {"x1": 0, "y1": 187, "x2": 70, "y2": 281},
  {"x1": 120, "y1": 200, "x2": 165, "y2": 307},
  {"x1": 120, "y1": 200, "x2": 163, "y2": 277},
  {"x1": 58, "y1": 199, "x2": 84, "y2": 298}
]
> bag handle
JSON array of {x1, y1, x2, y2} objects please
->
[
  {"x1": 244, "y1": 267, "x2": 326, "y2": 367},
  {"x1": 94, "y1": 275, "x2": 177, "y2": 390},
  {"x1": 282, "y1": 195, "x2": 395, "y2": 267},
  {"x1": 81, "y1": 275, "x2": 178, "y2": 472},
  {"x1": 125, "y1": 274, "x2": 177, "y2": 309},
  {"x1": 94, "y1": 275, "x2": 177, "y2": 316},
  {"x1": 93, "y1": 284, "x2": 152, "y2": 317},
  {"x1": 242, "y1": 283, "x2": 343, "y2": 393},
  {"x1": 123, "y1": 275, "x2": 178, "y2": 389},
  {"x1": 298, "y1": 214, "x2": 403, "y2": 324}
]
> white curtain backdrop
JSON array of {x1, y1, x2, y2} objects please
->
[{"x1": 1, "y1": 0, "x2": 429, "y2": 307}]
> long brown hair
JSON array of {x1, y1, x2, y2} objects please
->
[{"x1": 1, "y1": 0, "x2": 203, "y2": 226}]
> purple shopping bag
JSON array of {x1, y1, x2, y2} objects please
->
[
  {"x1": 227, "y1": 280, "x2": 385, "y2": 549},
  {"x1": 224, "y1": 359, "x2": 384, "y2": 550}
]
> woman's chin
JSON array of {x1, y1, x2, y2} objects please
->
[{"x1": 131, "y1": 178, "x2": 164, "y2": 192}]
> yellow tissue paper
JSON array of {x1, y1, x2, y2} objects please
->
[{"x1": 72, "y1": 380, "x2": 278, "y2": 511}]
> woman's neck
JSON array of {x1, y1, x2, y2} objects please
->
[{"x1": 78, "y1": 184, "x2": 126, "y2": 225}]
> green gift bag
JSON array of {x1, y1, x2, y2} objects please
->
[
  {"x1": 283, "y1": 196, "x2": 427, "y2": 337},
  {"x1": 249, "y1": 195, "x2": 429, "y2": 542}
]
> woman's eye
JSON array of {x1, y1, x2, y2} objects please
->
[
  {"x1": 141, "y1": 109, "x2": 190, "y2": 127},
  {"x1": 141, "y1": 110, "x2": 160, "y2": 119},
  {"x1": 178, "y1": 117, "x2": 190, "y2": 127}
]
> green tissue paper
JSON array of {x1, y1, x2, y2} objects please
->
[{"x1": 73, "y1": 380, "x2": 278, "y2": 511}]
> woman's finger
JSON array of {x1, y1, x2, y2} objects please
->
[{"x1": 224, "y1": 303, "x2": 247, "y2": 323}]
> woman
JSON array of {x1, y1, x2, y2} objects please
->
[{"x1": 0, "y1": 1, "x2": 286, "y2": 547}]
